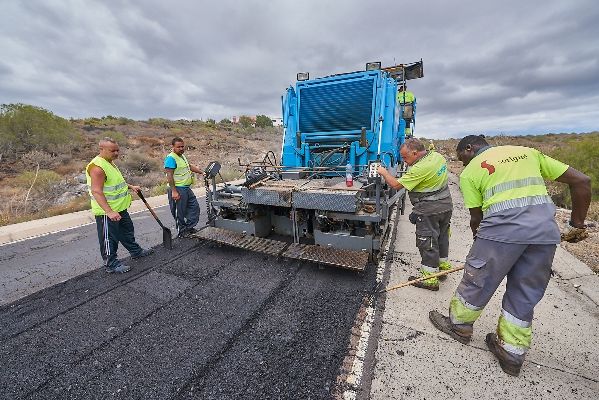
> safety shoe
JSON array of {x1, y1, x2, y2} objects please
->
[
  {"x1": 438, "y1": 260, "x2": 453, "y2": 281},
  {"x1": 485, "y1": 333, "x2": 522, "y2": 377},
  {"x1": 408, "y1": 273, "x2": 439, "y2": 291},
  {"x1": 429, "y1": 310, "x2": 471, "y2": 344},
  {"x1": 132, "y1": 249, "x2": 154, "y2": 259},
  {"x1": 106, "y1": 264, "x2": 131, "y2": 274},
  {"x1": 178, "y1": 228, "x2": 198, "y2": 238}
]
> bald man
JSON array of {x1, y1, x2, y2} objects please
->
[{"x1": 86, "y1": 138, "x2": 153, "y2": 273}]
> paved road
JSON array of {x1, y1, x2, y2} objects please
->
[
  {"x1": 0, "y1": 204, "x2": 176, "y2": 306},
  {"x1": 0, "y1": 199, "x2": 382, "y2": 399}
]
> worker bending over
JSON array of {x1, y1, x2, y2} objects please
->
[
  {"x1": 429, "y1": 135, "x2": 591, "y2": 376},
  {"x1": 378, "y1": 138, "x2": 453, "y2": 291}
]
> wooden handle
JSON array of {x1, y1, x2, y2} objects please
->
[
  {"x1": 382, "y1": 265, "x2": 464, "y2": 293},
  {"x1": 137, "y1": 191, "x2": 166, "y2": 229}
]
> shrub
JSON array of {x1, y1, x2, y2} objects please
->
[
  {"x1": 150, "y1": 182, "x2": 169, "y2": 196},
  {"x1": 121, "y1": 153, "x2": 161, "y2": 176},
  {"x1": 14, "y1": 169, "x2": 62, "y2": 194},
  {"x1": 21, "y1": 150, "x2": 58, "y2": 169},
  {"x1": 255, "y1": 115, "x2": 273, "y2": 128}
]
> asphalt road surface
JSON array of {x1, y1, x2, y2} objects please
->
[{"x1": 0, "y1": 201, "x2": 381, "y2": 399}]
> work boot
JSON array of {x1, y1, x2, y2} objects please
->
[
  {"x1": 485, "y1": 333, "x2": 522, "y2": 377},
  {"x1": 106, "y1": 264, "x2": 131, "y2": 274},
  {"x1": 132, "y1": 248, "x2": 154, "y2": 259},
  {"x1": 408, "y1": 270, "x2": 439, "y2": 291},
  {"x1": 429, "y1": 310, "x2": 471, "y2": 344},
  {"x1": 438, "y1": 260, "x2": 452, "y2": 281}
]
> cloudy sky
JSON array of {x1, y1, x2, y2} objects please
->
[{"x1": 1, "y1": 0, "x2": 598, "y2": 138}]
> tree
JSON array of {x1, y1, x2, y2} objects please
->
[
  {"x1": 0, "y1": 103, "x2": 80, "y2": 160},
  {"x1": 238, "y1": 115, "x2": 254, "y2": 128},
  {"x1": 255, "y1": 115, "x2": 274, "y2": 128}
]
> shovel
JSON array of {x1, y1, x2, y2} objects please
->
[{"x1": 137, "y1": 190, "x2": 173, "y2": 250}]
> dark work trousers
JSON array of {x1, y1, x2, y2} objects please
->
[
  {"x1": 168, "y1": 186, "x2": 200, "y2": 234},
  {"x1": 95, "y1": 210, "x2": 143, "y2": 269},
  {"x1": 452, "y1": 238, "x2": 556, "y2": 362},
  {"x1": 414, "y1": 210, "x2": 452, "y2": 268}
]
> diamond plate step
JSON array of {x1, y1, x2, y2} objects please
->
[
  {"x1": 193, "y1": 227, "x2": 289, "y2": 256},
  {"x1": 282, "y1": 243, "x2": 369, "y2": 271}
]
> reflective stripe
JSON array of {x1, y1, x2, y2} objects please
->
[
  {"x1": 415, "y1": 183, "x2": 448, "y2": 194},
  {"x1": 421, "y1": 265, "x2": 439, "y2": 274},
  {"x1": 104, "y1": 191, "x2": 130, "y2": 201},
  {"x1": 449, "y1": 292, "x2": 484, "y2": 325},
  {"x1": 498, "y1": 340, "x2": 527, "y2": 356},
  {"x1": 483, "y1": 195, "x2": 553, "y2": 217},
  {"x1": 104, "y1": 181, "x2": 128, "y2": 192},
  {"x1": 501, "y1": 308, "x2": 531, "y2": 328},
  {"x1": 483, "y1": 177, "x2": 545, "y2": 202},
  {"x1": 455, "y1": 291, "x2": 483, "y2": 311}
]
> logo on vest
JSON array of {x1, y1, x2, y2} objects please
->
[{"x1": 481, "y1": 160, "x2": 495, "y2": 175}]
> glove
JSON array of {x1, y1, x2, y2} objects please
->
[
  {"x1": 408, "y1": 212, "x2": 418, "y2": 224},
  {"x1": 560, "y1": 221, "x2": 588, "y2": 243}
]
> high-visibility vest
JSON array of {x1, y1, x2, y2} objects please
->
[
  {"x1": 86, "y1": 156, "x2": 131, "y2": 216},
  {"x1": 459, "y1": 146, "x2": 568, "y2": 217},
  {"x1": 397, "y1": 90, "x2": 415, "y2": 104},
  {"x1": 167, "y1": 152, "x2": 194, "y2": 187}
]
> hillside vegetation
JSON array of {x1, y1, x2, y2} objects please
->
[{"x1": 0, "y1": 103, "x2": 597, "y2": 228}]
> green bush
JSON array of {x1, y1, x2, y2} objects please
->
[
  {"x1": 0, "y1": 103, "x2": 81, "y2": 160},
  {"x1": 103, "y1": 130, "x2": 128, "y2": 146},
  {"x1": 150, "y1": 182, "x2": 169, "y2": 196},
  {"x1": 255, "y1": 115, "x2": 273, "y2": 128},
  {"x1": 122, "y1": 153, "x2": 161, "y2": 176},
  {"x1": 14, "y1": 169, "x2": 62, "y2": 194}
]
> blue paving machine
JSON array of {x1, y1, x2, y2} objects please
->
[{"x1": 198, "y1": 61, "x2": 423, "y2": 271}]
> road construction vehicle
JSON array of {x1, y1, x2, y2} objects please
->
[{"x1": 197, "y1": 61, "x2": 423, "y2": 271}]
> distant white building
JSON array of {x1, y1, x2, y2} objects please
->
[{"x1": 271, "y1": 117, "x2": 283, "y2": 127}]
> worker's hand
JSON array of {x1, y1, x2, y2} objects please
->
[
  {"x1": 129, "y1": 185, "x2": 141, "y2": 195},
  {"x1": 561, "y1": 224, "x2": 588, "y2": 243},
  {"x1": 172, "y1": 189, "x2": 181, "y2": 201},
  {"x1": 377, "y1": 166, "x2": 387, "y2": 175},
  {"x1": 107, "y1": 211, "x2": 121, "y2": 222}
]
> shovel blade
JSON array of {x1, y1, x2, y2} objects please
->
[{"x1": 163, "y1": 227, "x2": 173, "y2": 250}]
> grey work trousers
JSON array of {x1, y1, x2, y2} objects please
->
[
  {"x1": 168, "y1": 186, "x2": 200, "y2": 234},
  {"x1": 414, "y1": 210, "x2": 452, "y2": 269}
]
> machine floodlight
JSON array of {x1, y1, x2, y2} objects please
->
[
  {"x1": 297, "y1": 72, "x2": 310, "y2": 81},
  {"x1": 366, "y1": 62, "x2": 381, "y2": 71}
]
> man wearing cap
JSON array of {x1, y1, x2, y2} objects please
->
[{"x1": 429, "y1": 135, "x2": 591, "y2": 376}]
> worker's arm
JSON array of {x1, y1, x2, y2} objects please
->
[
  {"x1": 89, "y1": 165, "x2": 121, "y2": 221},
  {"x1": 128, "y1": 183, "x2": 141, "y2": 195},
  {"x1": 468, "y1": 207, "x2": 483, "y2": 237},
  {"x1": 189, "y1": 165, "x2": 204, "y2": 175},
  {"x1": 165, "y1": 168, "x2": 180, "y2": 201},
  {"x1": 377, "y1": 166, "x2": 404, "y2": 190},
  {"x1": 555, "y1": 167, "x2": 591, "y2": 227}
]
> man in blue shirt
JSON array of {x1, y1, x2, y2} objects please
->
[{"x1": 164, "y1": 137, "x2": 204, "y2": 237}]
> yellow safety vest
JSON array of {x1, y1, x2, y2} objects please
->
[
  {"x1": 460, "y1": 146, "x2": 568, "y2": 217},
  {"x1": 397, "y1": 90, "x2": 415, "y2": 104},
  {"x1": 167, "y1": 152, "x2": 194, "y2": 187},
  {"x1": 86, "y1": 156, "x2": 132, "y2": 216}
]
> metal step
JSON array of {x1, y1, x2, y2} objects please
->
[
  {"x1": 194, "y1": 227, "x2": 369, "y2": 271},
  {"x1": 193, "y1": 227, "x2": 289, "y2": 256},
  {"x1": 282, "y1": 243, "x2": 369, "y2": 272}
]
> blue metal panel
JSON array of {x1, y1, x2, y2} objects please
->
[{"x1": 298, "y1": 76, "x2": 375, "y2": 134}]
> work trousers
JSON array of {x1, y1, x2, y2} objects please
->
[
  {"x1": 95, "y1": 210, "x2": 143, "y2": 269},
  {"x1": 449, "y1": 238, "x2": 556, "y2": 363},
  {"x1": 414, "y1": 210, "x2": 452, "y2": 271},
  {"x1": 168, "y1": 186, "x2": 200, "y2": 234}
]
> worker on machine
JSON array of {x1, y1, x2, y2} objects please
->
[{"x1": 397, "y1": 83, "x2": 415, "y2": 138}]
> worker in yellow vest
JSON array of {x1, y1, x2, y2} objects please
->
[
  {"x1": 397, "y1": 83, "x2": 416, "y2": 137},
  {"x1": 164, "y1": 137, "x2": 204, "y2": 238},
  {"x1": 429, "y1": 135, "x2": 591, "y2": 376},
  {"x1": 86, "y1": 138, "x2": 154, "y2": 274},
  {"x1": 378, "y1": 138, "x2": 454, "y2": 291}
]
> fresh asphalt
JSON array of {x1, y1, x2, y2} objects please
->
[{"x1": 0, "y1": 198, "x2": 380, "y2": 399}]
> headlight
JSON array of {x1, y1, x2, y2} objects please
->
[
  {"x1": 297, "y1": 72, "x2": 310, "y2": 81},
  {"x1": 366, "y1": 62, "x2": 381, "y2": 71}
]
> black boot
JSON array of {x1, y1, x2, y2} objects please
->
[
  {"x1": 428, "y1": 310, "x2": 471, "y2": 344},
  {"x1": 485, "y1": 333, "x2": 522, "y2": 376}
]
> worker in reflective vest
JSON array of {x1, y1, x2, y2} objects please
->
[
  {"x1": 164, "y1": 137, "x2": 204, "y2": 238},
  {"x1": 397, "y1": 83, "x2": 416, "y2": 137},
  {"x1": 429, "y1": 135, "x2": 591, "y2": 376},
  {"x1": 378, "y1": 138, "x2": 453, "y2": 291},
  {"x1": 86, "y1": 138, "x2": 154, "y2": 274}
]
